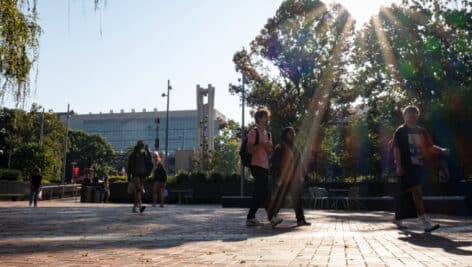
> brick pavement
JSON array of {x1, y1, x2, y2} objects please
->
[{"x1": 0, "y1": 199, "x2": 471, "y2": 266}]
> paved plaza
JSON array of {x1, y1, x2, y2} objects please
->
[{"x1": 0, "y1": 199, "x2": 471, "y2": 266}]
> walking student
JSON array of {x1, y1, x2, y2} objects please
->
[
  {"x1": 128, "y1": 140, "x2": 153, "y2": 213},
  {"x1": 103, "y1": 176, "x2": 110, "y2": 203},
  {"x1": 29, "y1": 166, "x2": 42, "y2": 208},
  {"x1": 152, "y1": 162, "x2": 167, "y2": 207},
  {"x1": 392, "y1": 105, "x2": 448, "y2": 232},
  {"x1": 268, "y1": 127, "x2": 311, "y2": 227},
  {"x1": 245, "y1": 108, "x2": 282, "y2": 227}
]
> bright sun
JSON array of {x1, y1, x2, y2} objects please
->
[{"x1": 331, "y1": 0, "x2": 400, "y2": 27}]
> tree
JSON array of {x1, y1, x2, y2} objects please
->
[
  {"x1": 0, "y1": 0, "x2": 41, "y2": 105},
  {"x1": 0, "y1": 106, "x2": 65, "y2": 181},
  {"x1": 232, "y1": 0, "x2": 472, "y2": 180},
  {"x1": 67, "y1": 130, "x2": 115, "y2": 179},
  {"x1": 232, "y1": 0, "x2": 356, "y2": 152},
  {"x1": 348, "y1": 0, "x2": 472, "y2": 178},
  {"x1": 0, "y1": 0, "x2": 107, "y2": 105},
  {"x1": 213, "y1": 120, "x2": 241, "y2": 176}
]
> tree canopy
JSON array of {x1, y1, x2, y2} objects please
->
[{"x1": 233, "y1": 0, "x2": 472, "y2": 180}]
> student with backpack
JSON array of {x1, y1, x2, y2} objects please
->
[
  {"x1": 243, "y1": 108, "x2": 282, "y2": 227},
  {"x1": 128, "y1": 140, "x2": 153, "y2": 214}
]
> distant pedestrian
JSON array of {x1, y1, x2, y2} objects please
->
[
  {"x1": 392, "y1": 105, "x2": 448, "y2": 232},
  {"x1": 29, "y1": 166, "x2": 42, "y2": 208},
  {"x1": 103, "y1": 176, "x2": 110, "y2": 202},
  {"x1": 152, "y1": 162, "x2": 167, "y2": 207},
  {"x1": 128, "y1": 140, "x2": 153, "y2": 213},
  {"x1": 268, "y1": 127, "x2": 311, "y2": 227},
  {"x1": 245, "y1": 108, "x2": 282, "y2": 227}
]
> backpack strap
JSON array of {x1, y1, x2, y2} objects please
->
[
  {"x1": 254, "y1": 128, "x2": 260, "y2": 145},
  {"x1": 254, "y1": 128, "x2": 271, "y2": 145}
]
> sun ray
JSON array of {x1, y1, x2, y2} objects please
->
[{"x1": 297, "y1": 8, "x2": 355, "y2": 170}]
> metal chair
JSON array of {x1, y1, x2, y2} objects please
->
[{"x1": 312, "y1": 187, "x2": 329, "y2": 209}]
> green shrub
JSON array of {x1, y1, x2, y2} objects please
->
[
  {"x1": 108, "y1": 175, "x2": 128, "y2": 183},
  {"x1": 225, "y1": 173, "x2": 241, "y2": 183},
  {"x1": 189, "y1": 171, "x2": 207, "y2": 184},
  {"x1": 0, "y1": 169, "x2": 23, "y2": 181},
  {"x1": 209, "y1": 172, "x2": 224, "y2": 183},
  {"x1": 166, "y1": 174, "x2": 176, "y2": 184},
  {"x1": 175, "y1": 171, "x2": 190, "y2": 184}
]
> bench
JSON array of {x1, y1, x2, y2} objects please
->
[
  {"x1": 0, "y1": 181, "x2": 30, "y2": 200},
  {"x1": 170, "y1": 189, "x2": 193, "y2": 204}
]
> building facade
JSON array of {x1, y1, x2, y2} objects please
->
[{"x1": 62, "y1": 109, "x2": 226, "y2": 156}]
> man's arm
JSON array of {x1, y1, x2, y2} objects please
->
[
  {"x1": 424, "y1": 129, "x2": 449, "y2": 155},
  {"x1": 393, "y1": 147, "x2": 404, "y2": 176}
]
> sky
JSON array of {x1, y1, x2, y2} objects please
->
[{"x1": 5, "y1": 0, "x2": 398, "y2": 123}]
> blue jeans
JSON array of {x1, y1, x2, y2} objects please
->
[{"x1": 30, "y1": 188, "x2": 40, "y2": 206}]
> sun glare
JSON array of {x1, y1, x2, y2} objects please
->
[{"x1": 331, "y1": 0, "x2": 400, "y2": 27}]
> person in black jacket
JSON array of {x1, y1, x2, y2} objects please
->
[
  {"x1": 152, "y1": 162, "x2": 167, "y2": 207},
  {"x1": 29, "y1": 166, "x2": 42, "y2": 207},
  {"x1": 268, "y1": 127, "x2": 310, "y2": 227},
  {"x1": 128, "y1": 140, "x2": 153, "y2": 213}
]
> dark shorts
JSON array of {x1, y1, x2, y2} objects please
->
[{"x1": 400, "y1": 165, "x2": 424, "y2": 190}]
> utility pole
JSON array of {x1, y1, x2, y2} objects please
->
[
  {"x1": 229, "y1": 74, "x2": 247, "y2": 197},
  {"x1": 240, "y1": 74, "x2": 246, "y2": 197},
  {"x1": 61, "y1": 104, "x2": 71, "y2": 196},
  {"x1": 161, "y1": 80, "x2": 172, "y2": 170},
  {"x1": 40, "y1": 108, "x2": 45, "y2": 145}
]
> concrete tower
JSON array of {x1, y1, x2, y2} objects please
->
[{"x1": 196, "y1": 84, "x2": 215, "y2": 157}]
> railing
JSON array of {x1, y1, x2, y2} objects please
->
[{"x1": 40, "y1": 184, "x2": 82, "y2": 201}]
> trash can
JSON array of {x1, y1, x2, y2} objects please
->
[
  {"x1": 81, "y1": 185, "x2": 94, "y2": 202},
  {"x1": 94, "y1": 188, "x2": 103, "y2": 203}
]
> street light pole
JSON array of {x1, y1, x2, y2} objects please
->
[
  {"x1": 162, "y1": 80, "x2": 172, "y2": 169},
  {"x1": 40, "y1": 108, "x2": 45, "y2": 145},
  {"x1": 240, "y1": 74, "x2": 246, "y2": 197},
  {"x1": 229, "y1": 74, "x2": 247, "y2": 197},
  {"x1": 61, "y1": 104, "x2": 71, "y2": 196}
]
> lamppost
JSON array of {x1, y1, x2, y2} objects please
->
[
  {"x1": 229, "y1": 73, "x2": 247, "y2": 197},
  {"x1": 161, "y1": 80, "x2": 172, "y2": 169},
  {"x1": 154, "y1": 117, "x2": 160, "y2": 151},
  {"x1": 40, "y1": 108, "x2": 45, "y2": 145},
  {"x1": 61, "y1": 104, "x2": 72, "y2": 197}
]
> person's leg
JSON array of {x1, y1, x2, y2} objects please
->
[
  {"x1": 268, "y1": 180, "x2": 288, "y2": 220},
  {"x1": 247, "y1": 167, "x2": 268, "y2": 222},
  {"x1": 152, "y1": 182, "x2": 158, "y2": 207},
  {"x1": 33, "y1": 188, "x2": 38, "y2": 207},
  {"x1": 408, "y1": 185, "x2": 425, "y2": 217},
  {"x1": 407, "y1": 184, "x2": 439, "y2": 231},
  {"x1": 159, "y1": 183, "x2": 165, "y2": 207},
  {"x1": 132, "y1": 176, "x2": 140, "y2": 211},
  {"x1": 29, "y1": 188, "x2": 34, "y2": 206},
  {"x1": 294, "y1": 197, "x2": 304, "y2": 222}
]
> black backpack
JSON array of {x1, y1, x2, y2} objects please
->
[{"x1": 239, "y1": 128, "x2": 270, "y2": 167}]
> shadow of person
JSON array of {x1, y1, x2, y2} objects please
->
[{"x1": 398, "y1": 230, "x2": 472, "y2": 256}]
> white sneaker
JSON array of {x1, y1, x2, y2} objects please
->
[
  {"x1": 132, "y1": 207, "x2": 138, "y2": 213},
  {"x1": 246, "y1": 218, "x2": 264, "y2": 226},
  {"x1": 423, "y1": 221, "x2": 440, "y2": 232},
  {"x1": 393, "y1": 220, "x2": 408, "y2": 230},
  {"x1": 270, "y1": 216, "x2": 283, "y2": 228}
]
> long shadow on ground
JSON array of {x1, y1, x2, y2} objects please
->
[{"x1": 0, "y1": 204, "x2": 304, "y2": 256}]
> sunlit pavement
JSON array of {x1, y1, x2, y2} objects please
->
[{"x1": 0, "y1": 199, "x2": 471, "y2": 266}]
